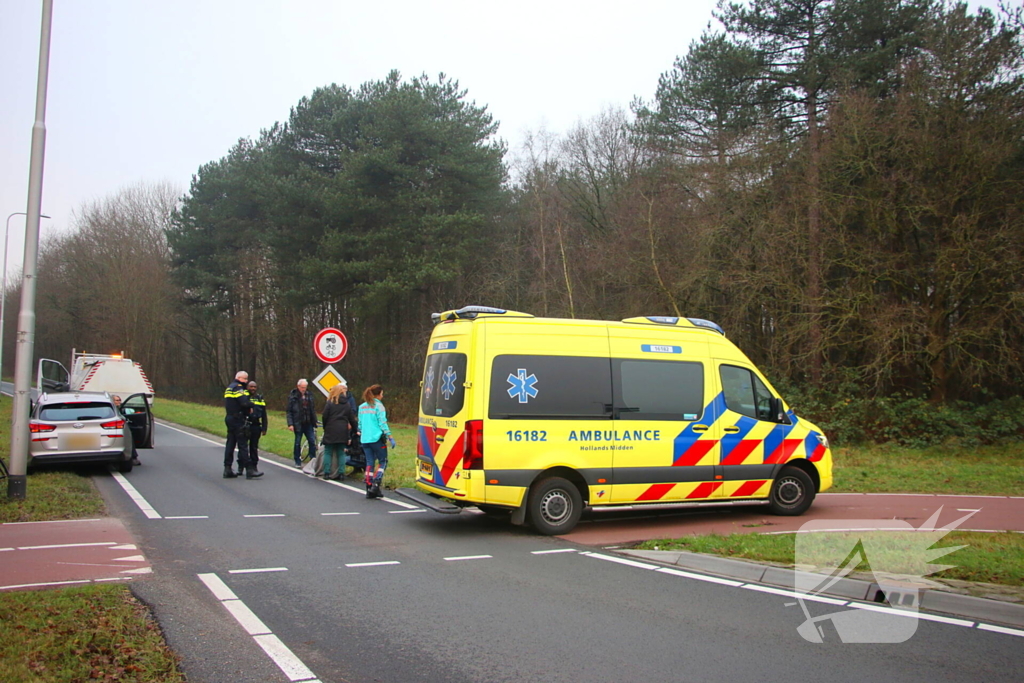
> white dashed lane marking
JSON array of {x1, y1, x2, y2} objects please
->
[
  {"x1": 345, "y1": 561, "x2": 400, "y2": 568},
  {"x1": 444, "y1": 555, "x2": 493, "y2": 562},
  {"x1": 244, "y1": 514, "x2": 286, "y2": 518},
  {"x1": 229, "y1": 567, "x2": 289, "y2": 574}
]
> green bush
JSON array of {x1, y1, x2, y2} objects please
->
[{"x1": 780, "y1": 383, "x2": 1024, "y2": 448}]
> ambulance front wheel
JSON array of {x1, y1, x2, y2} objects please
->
[
  {"x1": 768, "y1": 466, "x2": 815, "y2": 515},
  {"x1": 528, "y1": 477, "x2": 583, "y2": 535}
]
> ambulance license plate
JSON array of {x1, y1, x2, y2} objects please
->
[{"x1": 418, "y1": 460, "x2": 432, "y2": 476}]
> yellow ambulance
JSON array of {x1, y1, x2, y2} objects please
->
[{"x1": 397, "y1": 306, "x2": 833, "y2": 535}]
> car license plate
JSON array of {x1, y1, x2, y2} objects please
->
[
  {"x1": 418, "y1": 460, "x2": 433, "y2": 476},
  {"x1": 63, "y1": 434, "x2": 100, "y2": 450}
]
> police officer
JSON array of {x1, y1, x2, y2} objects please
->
[
  {"x1": 238, "y1": 380, "x2": 269, "y2": 476},
  {"x1": 224, "y1": 371, "x2": 263, "y2": 479}
]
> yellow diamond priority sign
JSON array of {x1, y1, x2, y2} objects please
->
[{"x1": 312, "y1": 365, "x2": 346, "y2": 398}]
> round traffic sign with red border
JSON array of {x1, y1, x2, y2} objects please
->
[{"x1": 313, "y1": 328, "x2": 348, "y2": 363}]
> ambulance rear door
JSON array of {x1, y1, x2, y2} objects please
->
[{"x1": 417, "y1": 331, "x2": 472, "y2": 499}]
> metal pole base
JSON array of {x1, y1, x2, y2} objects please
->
[{"x1": 6, "y1": 474, "x2": 26, "y2": 500}]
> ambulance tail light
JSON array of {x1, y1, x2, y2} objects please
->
[{"x1": 464, "y1": 420, "x2": 484, "y2": 470}]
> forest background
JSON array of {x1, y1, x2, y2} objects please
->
[{"x1": 10, "y1": 0, "x2": 1024, "y2": 447}]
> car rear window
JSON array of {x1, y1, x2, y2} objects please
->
[{"x1": 38, "y1": 402, "x2": 115, "y2": 421}]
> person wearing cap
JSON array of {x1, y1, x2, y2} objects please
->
[{"x1": 238, "y1": 380, "x2": 269, "y2": 476}]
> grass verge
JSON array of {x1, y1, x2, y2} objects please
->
[
  {"x1": 154, "y1": 397, "x2": 419, "y2": 489},
  {"x1": 635, "y1": 531, "x2": 1024, "y2": 587},
  {"x1": 0, "y1": 584, "x2": 185, "y2": 682},
  {"x1": 0, "y1": 395, "x2": 107, "y2": 523},
  {"x1": 830, "y1": 441, "x2": 1024, "y2": 495}
]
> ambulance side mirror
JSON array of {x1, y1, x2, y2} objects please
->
[{"x1": 769, "y1": 397, "x2": 786, "y2": 423}]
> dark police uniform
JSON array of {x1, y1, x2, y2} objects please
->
[
  {"x1": 224, "y1": 378, "x2": 257, "y2": 478},
  {"x1": 241, "y1": 389, "x2": 269, "y2": 474}
]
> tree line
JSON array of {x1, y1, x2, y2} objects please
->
[{"x1": 10, "y1": 0, "x2": 1023, "y2": 437}]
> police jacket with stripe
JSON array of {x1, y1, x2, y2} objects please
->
[
  {"x1": 224, "y1": 380, "x2": 252, "y2": 420},
  {"x1": 247, "y1": 392, "x2": 268, "y2": 433}
]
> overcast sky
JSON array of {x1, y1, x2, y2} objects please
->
[{"x1": 0, "y1": 0, "x2": 1004, "y2": 274}]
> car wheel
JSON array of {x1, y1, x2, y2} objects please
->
[
  {"x1": 118, "y1": 458, "x2": 134, "y2": 474},
  {"x1": 527, "y1": 477, "x2": 582, "y2": 535},
  {"x1": 768, "y1": 466, "x2": 815, "y2": 515}
]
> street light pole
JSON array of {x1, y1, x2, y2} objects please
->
[
  {"x1": 8, "y1": 0, "x2": 54, "y2": 500},
  {"x1": 2, "y1": 213, "x2": 50, "y2": 386}
]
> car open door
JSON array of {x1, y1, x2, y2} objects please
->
[
  {"x1": 122, "y1": 393, "x2": 155, "y2": 449},
  {"x1": 37, "y1": 358, "x2": 70, "y2": 394}
]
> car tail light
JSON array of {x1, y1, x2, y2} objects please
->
[
  {"x1": 463, "y1": 420, "x2": 484, "y2": 470},
  {"x1": 101, "y1": 419, "x2": 125, "y2": 430},
  {"x1": 29, "y1": 422, "x2": 56, "y2": 433}
]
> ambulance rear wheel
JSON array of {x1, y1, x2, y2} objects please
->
[
  {"x1": 528, "y1": 477, "x2": 582, "y2": 535},
  {"x1": 768, "y1": 466, "x2": 814, "y2": 515}
]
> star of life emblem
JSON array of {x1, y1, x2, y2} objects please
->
[
  {"x1": 507, "y1": 368, "x2": 538, "y2": 403},
  {"x1": 424, "y1": 366, "x2": 435, "y2": 399},
  {"x1": 441, "y1": 366, "x2": 457, "y2": 400}
]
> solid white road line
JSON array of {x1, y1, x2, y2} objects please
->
[
  {"x1": 531, "y1": 548, "x2": 577, "y2": 555},
  {"x1": 977, "y1": 623, "x2": 1024, "y2": 638},
  {"x1": 229, "y1": 567, "x2": 289, "y2": 574},
  {"x1": 389, "y1": 509, "x2": 427, "y2": 514},
  {"x1": 157, "y1": 421, "x2": 416, "y2": 507},
  {"x1": 654, "y1": 567, "x2": 744, "y2": 587},
  {"x1": 582, "y1": 549, "x2": 1024, "y2": 641},
  {"x1": 111, "y1": 471, "x2": 162, "y2": 519},
  {"x1": 581, "y1": 552, "x2": 660, "y2": 571},
  {"x1": 165, "y1": 516, "x2": 209, "y2": 519},
  {"x1": 198, "y1": 572, "x2": 319, "y2": 682},
  {"x1": 345, "y1": 561, "x2": 400, "y2": 568},
  {"x1": 444, "y1": 555, "x2": 493, "y2": 561}
]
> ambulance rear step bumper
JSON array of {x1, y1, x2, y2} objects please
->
[{"x1": 395, "y1": 488, "x2": 464, "y2": 514}]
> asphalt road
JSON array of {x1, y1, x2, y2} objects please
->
[{"x1": 86, "y1": 421, "x2": 1023, "y2": 683}]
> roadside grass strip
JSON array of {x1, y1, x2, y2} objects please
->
[
  {"x1": 198, "y1": 572, "x2": 321, "y2": 683},
  {"x1": 111, "y1": 471, "x2": 162, "y2": 519},
  {"x1": 579, "y1": 551, "x2": 1024, "y2": 639}
]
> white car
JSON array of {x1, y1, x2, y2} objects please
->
[{"x1": 29, "y1": 391, "x2": 153, "y2": 473}]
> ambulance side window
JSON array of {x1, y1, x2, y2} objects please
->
[
  {"x1": 489, "y1": 355, "x2": 612, "y2": 419},
  {"x1": 421, "y1": 353, "x2": 467, "y2": 417},
  {"x1": 613, "y1": 359, "x2": 704, "y2": 421},
  {"x1": 720, "y1": 365, "x2": 776, "y2": 421}
]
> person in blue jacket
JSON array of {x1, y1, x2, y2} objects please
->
[{"x1": 358, "y1": 384, "x2": 395, "y2": 498}]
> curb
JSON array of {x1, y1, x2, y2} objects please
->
[{"x1": 620, "y1": 549, "x2": 1024, "y2": 629}]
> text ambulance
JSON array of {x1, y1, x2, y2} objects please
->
[{"x1": 398, "y1": 306, "x2": 833, "y2": 535}]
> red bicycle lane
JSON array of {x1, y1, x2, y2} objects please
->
[{"x1": 0, "y1": 517, "x2": 151, "y2": 592}]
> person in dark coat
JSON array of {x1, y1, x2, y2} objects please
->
[
  {"x1": 286, "y1": 378, "x2": 318, "y2": 467},
  {"x1": 321, "y1": 383, "x2": 358, "y2": 480}
]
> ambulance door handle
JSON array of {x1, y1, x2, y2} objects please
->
[
  {"x1": 436, "y1": 434, "x2": 445, "y2": 443},
  {"x1": 692, "y1": 425, "x2": 709, "y2": 433},
  {"x1": 723, "y1": 427, "x2": 740, "y2": 433}
]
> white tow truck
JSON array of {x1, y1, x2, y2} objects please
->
[{"x1": 37, "y1": 351, "x2": 155, "y2": 449}]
